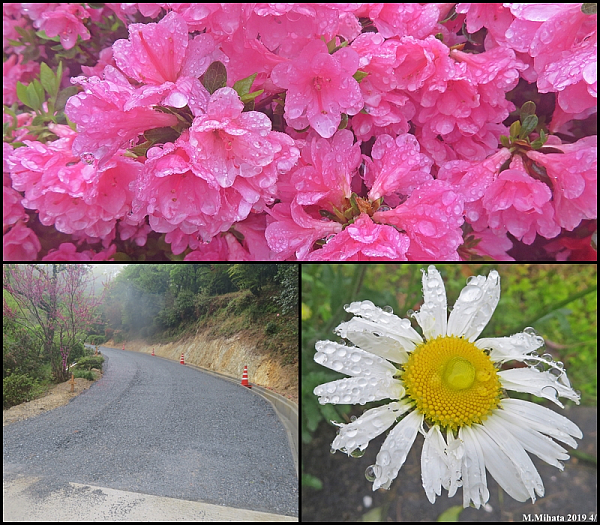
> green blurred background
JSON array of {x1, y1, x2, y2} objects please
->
[{"x1": 301, "y1": 264, "x2": 597, "y2": 521}]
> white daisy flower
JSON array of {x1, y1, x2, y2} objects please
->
[{"x1": 313, "y1": 266, "x2": 582, "y2": 508}]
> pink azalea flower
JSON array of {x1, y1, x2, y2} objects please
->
[
  {"x1": 265, "y1": 201, "x2": 342, "y2": 260},
  {"x1": 292, "y1": 129, "x2": 361, "y2": 211},
  {"x1": 186, "y1": 87, "x2": 299, "y2": 194},
  {"x1": 271, "y1": 39, "x2": 363, "y2": 138},
  {"x1": 3, "y1": 221, "x2": 41, "y2": 261},
  {"x1": 3, "y1": 185, "x2": 27, "y2": 227},
  {"x1": 8, "y1": 132, "x2": 141, "y2": 238},
  {"x1": 41, "y1": 242, "x2": 117, "y2": 261},
  {"x1": 112, "y1": 12, "x2": 216, "y2": 114},
  {"x1": 373, "y1": 180, "x2": 464, "y2": 260},
  {"x1": 463, "y1": 228, "x2": 515, "y2": 261},
  {"x1": 526, "y1": 136, "x2": 597, "y2": 231},
  {"x1": 482, "y1": 155, "x2": 561, "y2": 245},
  {"x1": 503, "y1": 4, "x2": 597, "y2": 130},
  {"x1": 365, "y1": 133, "x2": 433, "y2": 202},
  {"x1": 357, "y1": 4, "x2": 443, "y2": 40},
  {"x1": 3, "y1": 54, "x2": 39, "y2": 105},
  {"x1": 36, "y1": 4, "x2": 91, "y2": 50},
  {"x1": 113, "y1": 11, "x2": 189, "y2": 85},
  {"x1": 66, "y1": 66, "x2": 178, "y2": 167},
  {"x1": 133, "y1": 141, "x2": 237, "y2": 242},
  {"x1": 306, "y1": 213, "x2": 410, "y2": 261},
  {"x1": 135, "y1": 93, "x2": 299, "y2": 248}
]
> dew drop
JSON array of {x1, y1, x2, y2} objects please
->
[
  {"x1": 350, "y1": 448, "x2": 365, "y2": 458},
  {"x1": 80, "y1": 153, "x2": 95, "y2": 165},
  {"x1": 382, "y1": 305, "x2": 393, "y2": 314},
  {"x1": 365, "y1": 465, "x2": 376, "y2": 482}
]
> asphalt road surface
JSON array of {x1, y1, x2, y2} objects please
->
[{"x1": 3, "y1": 346, "x2": 298, "y2": 519}]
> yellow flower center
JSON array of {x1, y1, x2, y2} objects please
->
[{"x1": 402, "y1": 336, "x2": 502, "y2": 431}]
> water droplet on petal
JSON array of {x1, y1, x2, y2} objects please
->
[
  {"x1": 80, "y1": 153, "x2": 95, "y2": 165},
  {"x1": 365, "y1": 465, "x2": 376, "y2": 482}
]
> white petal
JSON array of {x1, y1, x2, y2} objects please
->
[
  {"x1": 421, "y1": 425, "x2": 450, "y2": 504},
  {"x1": 314, "y1": 340, "x2": 398, "y2": 377},
  {"x1": 344, "y1": 300, "x2": 423, "y2": 344},
  {"x1": 498, "y1": 368, "x2": 581, "y2": 408},
  {"x1": 335, "y1": 318, "x2": 415, "y2": 363},
  {"x1": 372, "y1": 409, "x2": 422, "y2": 491},
  {"x1": 475, "y1": 331, "x2": 545, "y2": 363},
  {"x1": 492, "y1": 408, "x2": 571, "y2": 470},
  {"x1": 499, "y1": 398, "x2": 582, "y2": 447},
  {"x1": 459, "y1": 426, "x2": 489, "y2": 509},
  {"x1": 466, "y1": 423, "x2": 531, "y2": 503},
  {"x1": 331, "y1": 401, "x2": 412, "y2": 456},
  {"x1": 313, "y1": 376, "x2": 404, "y2": 405},
  {"x1": 478, "y1": 416, "x2": 545, "y2": 503},
  {"x1": 447, "y1": 270, "x2": 500, "y2": 341},
  {"x1": 444, "y1": 430, "x2": 463, "y2": 497},
  {"x1": 413, "y1": 265, "x2": 447, "y2": 340}
]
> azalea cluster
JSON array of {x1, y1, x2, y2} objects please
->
[{"x1": 3, "y1": 3, "x2": 597, "y2": 260}]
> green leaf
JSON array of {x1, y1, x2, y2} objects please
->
[
  {"x1": 239, "y1": 89, "x2": 264, "y2": 104},
  {"x1": 112, "y1": 252, "x2": 132, "y2": 261},
  {"x1": 437, "y1": 505, "x2": 464, "y2": 522},
  {"x1": 26, "y1": 81, "x2": 42, "y2": 110},
  {"x1": 56, "y1": 61, "x2": 64, "y2": 95},
  {"x1": 40, "y1": 62, "x2": 56, "y2": 98},
  {"x1": 338, "y1": 113, "x2": 348, "y2": 130},
  {"x1": 519, "y1": 114, "x2": 538, "y2": 139},
  {"x1": 16, "y1": 82, "x2": 29, "y2": 107},
  {"x1": 233, "y1": 72, "x2": 257, "y2": 97},
  {"x1": 499, "y1": 135, "x2": 510, "y2": 148},
  {"x1": 301, "y1": 473, "x2": 323, "y2": 490},
  {"x1": 520, "y1": 101, "x2": 536, "y2": 118},
  {"x1": 55, "y1": 85, "x2": 79, "y2": 112},
  {"x1": 201, "y1": 61, "x2": 227, "y2": 95},
  {"x1": 353, "y1": 70, "x2": 368, "y2": 83},
  {"x1": 319, "y1": 209, "x2": 341, "y2": 223},
  {"x1": 509, "y1": 120, "x2": 521, "y2": 141},
  {"x1": 582, "y1": 3, "x2": 597, "y2": 14},
  {"x1": 35, "y1": 29, "x2": 60, "y2": 42},
  {"x1": 34, "y1": 79, "x2": 45, "y2": 107},
  {"x1": 143, "y1": 127, "x2": 180, "y2": 144}
]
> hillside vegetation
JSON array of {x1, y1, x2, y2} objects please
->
[{"x1": 92, "y1": 264, "x2": 298, "y2": 366}]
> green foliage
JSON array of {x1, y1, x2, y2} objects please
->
[
  {"x1": 274, "y1": 264, "x2": 299, "y2": 314},
  {"x1": 75, "y1": 355, "x2": 104, "y2": 371},
  {"x1": 227, "y1": 264, "x2": 277, "y2": 296},
  {"x1": 175, "y1": 289, "x2": 196, "y2": 320},
  {"x1": 3, "y1": 317, "x2": 44, "y2": 379},
  {"x1": 74, "y1": 370, "x2": 96, "y2": 381},
  {"x1": 87, "y1": 334, "x2": 106, "y2": 345},
  {"x1": 98, "y1": 264, "x2": 298, "y2": 368},
  {"x1": 201, "y1": 61, "x2": 227, "y2": 94},
  {"x1": 69, "y1": 340, "x2": 86, "y2": 361},
  {"x1": 265, "y1": 321, "x2": 279, "y2": 335},
  {"x1": 3, "y1": 373, "x2": 41, "y2": 408}
]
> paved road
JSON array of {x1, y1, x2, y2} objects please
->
[{"x1": 3, "y1": 346, "x2": 298, "y2": 519}]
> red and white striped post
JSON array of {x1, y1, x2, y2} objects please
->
[{"x1": 180, "y1": 353, "x2": 185, "y2": 365}]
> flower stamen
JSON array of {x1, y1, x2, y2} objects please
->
[{"x1": 402, "y1": 335, "x2": 502, "y2": 431}]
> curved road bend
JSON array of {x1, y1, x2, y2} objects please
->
[{"x1": 3, "y1": 346, "x2": 298, "y2": 519}]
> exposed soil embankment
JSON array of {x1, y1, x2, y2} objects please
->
[{"x1": 105, "y1": 330, "x2": 298, "y2": 404}]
